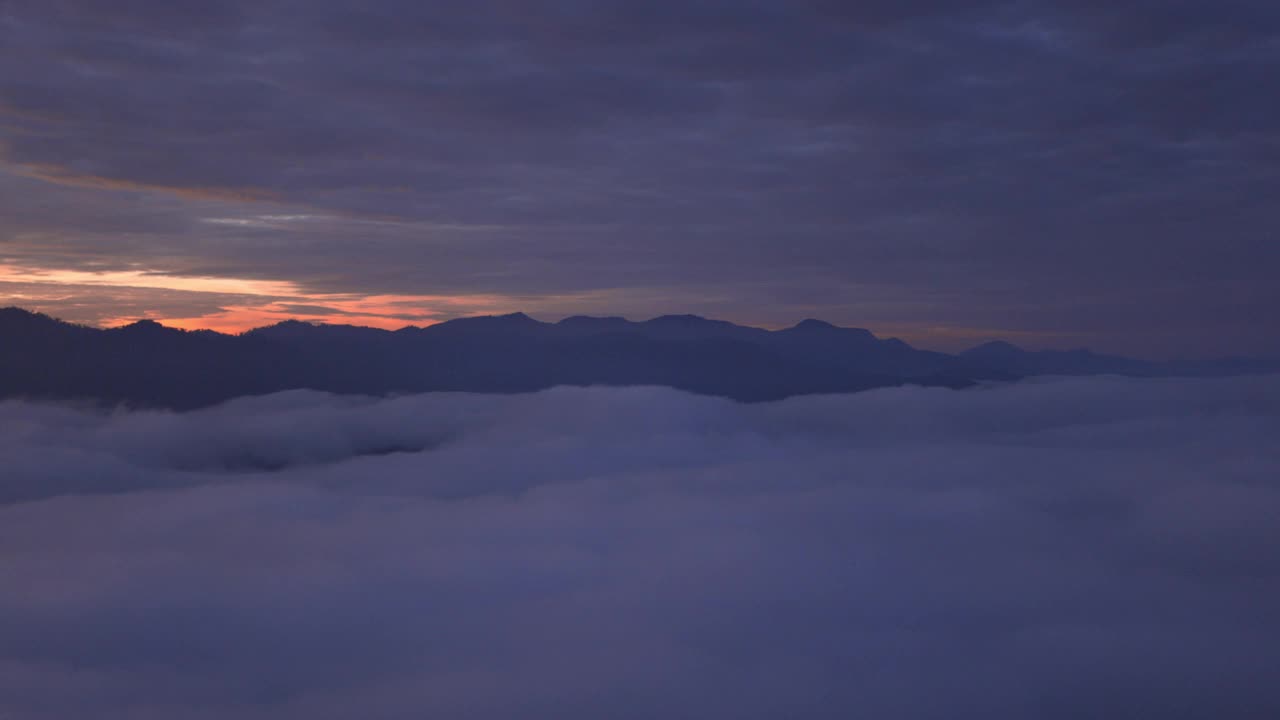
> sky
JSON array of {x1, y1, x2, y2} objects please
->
[
  {"x1": 3, "y1": 375, "x2": 1280, "y2": 717},
  {"x1": 1, "y1": 1, "x2": 1277, "y2": 356}
]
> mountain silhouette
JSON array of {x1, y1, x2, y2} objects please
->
[
  {"x1": 1, "y1": 307, "x2": 1274, "y2": 409},
  {"x1": 958, "y1": 340, "x2": 1156, "y2": 376}
]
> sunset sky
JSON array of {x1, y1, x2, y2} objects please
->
[{"x1": 2, "y1": 1, "x2": 1277, "y2": 356}]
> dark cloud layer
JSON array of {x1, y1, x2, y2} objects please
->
[
  {"x1": 2, "y1": 375, "x2": 1280, "y2": 718},
  {"x1": 1, "y1": 1, "x2": 1278, "y2": 353}
]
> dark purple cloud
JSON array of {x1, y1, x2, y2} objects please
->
[{"x1": 0, "y1": 1, "x2": 1277, "y2": 354}]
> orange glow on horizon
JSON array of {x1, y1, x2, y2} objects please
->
[
  {"x1": 2, "y1": 264, "x2": 525, "y2": 333},
  {"x1": 0, "y1": 266, "x2": 301, "y2": 297},
  {"x1": 153, "y1": 310, "x2": 432, "y2": 334},
  {"x1": 103, "y1": 293, "x2": 524, "y2": 334},
  {"x1": 145, "y1": 294, "x2": 518, "y2": 333},
  {"x1": 2, "y1": 264, "x2": 1082, "y2": 348}
]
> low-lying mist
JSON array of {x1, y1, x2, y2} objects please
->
[{"x1": 3, "y1": 376, "x2": 1279, "y2": 718}]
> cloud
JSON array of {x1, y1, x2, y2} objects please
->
[
  {"x1": 2, "y1": 375, "x2": 1279, "y2": 718},
  {"x1": 1, "y1": 2, "x2": 1278, "y2": 354}
]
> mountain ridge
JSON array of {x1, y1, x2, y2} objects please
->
[{"x1": 2, "y1": 307, "x2": 1275, "y2": 409}]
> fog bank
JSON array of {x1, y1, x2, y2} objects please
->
[{"x1": 2, "y1": 376, "x2": 1279, "y2": 718}]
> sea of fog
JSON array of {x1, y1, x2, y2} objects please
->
[{"x1": 2, "y1": 375, "x2": 1279, "y2": 718}]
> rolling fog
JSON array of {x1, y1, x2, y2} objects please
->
[{"x1": 2, "y1": 375, "x2": 1279, "y2": 718}]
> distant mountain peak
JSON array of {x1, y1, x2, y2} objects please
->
[
  {"x1": 0, "y1": 306, "x2": 53, "y2": 323},
  {"x1": 783, "y1": 319, "x2": 877, "y2": 343},
  {"x1": 117, "y1": 318, "x2": 172, "y2": 333},
  {"x1": 441, "y1": 312, "x2": 539, "y2": 324},
  {"x1": 646, "y1": 314, "x2": 712, "y2": 325},
  {"x1": 791, "y1": 318, "x2": 837, "y2": 331},
  {"x1": 245, "y1": 319, "x2": 322, "y2": 339},
  {"x1": 964, "y1": 340, "x2": 1024, "y2": 356},
  {"x1": 423, "y1": 311, "x2": 546, "y2": 336},
  {"x1": 0, "y1": 307, "x2": 72, "y2": 336}
]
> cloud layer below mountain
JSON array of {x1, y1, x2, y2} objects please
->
[{"x1": 3, "y1": 376, "x2": 1280, "y2": 718}]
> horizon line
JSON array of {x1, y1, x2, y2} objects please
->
[{"x1": 0, "y1": 304, "x2": 1128, "y2": 358}]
